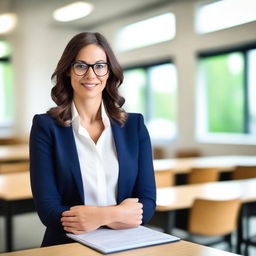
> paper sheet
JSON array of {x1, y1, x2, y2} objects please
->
[{"x1": 67, "y1": 225, "x2": 180, "y2": 254}]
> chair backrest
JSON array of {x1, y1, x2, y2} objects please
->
[
  {"x1": 175, "y1": 149, "x2": 201, "y2": 158},
  {"x1": 154, "y1": 169, "x2": 174, "y2": 188},
  {"x1": 232, "y1": 165, "x2": 256, "y2": 180},
  {"x1": 188, "y1": 198, "x2": 241, "y2": 236},
  {"x1": 153, "y1": 146, "x2": 165, "y2": 159},
  {"x1": 187, "y1": 167, "x2": 219, "y2": 184},
  {"x1": 0, "y1": 161, "x2": 29, "y2": 174},
  {"x1": 0, "y1": 136, "x2": 28, "y2": 145}
]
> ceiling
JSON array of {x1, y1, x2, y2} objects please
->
[{"x1": 48, "y1": 0, "x2": 175, "y2": 30}]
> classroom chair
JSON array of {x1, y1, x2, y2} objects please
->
[
  {"x1": 175, "y1": 167, "x2": 220, "y2": 232},
  {"x1": 154, "y1": 169, "x2": 174, "y2": 188},
  {"x1": 187, "y1": 167, "x2": 220, "y2": 184},
  {"x1": 153, "y1": 146, "x2": 165, "y2": 159},
  {"x1": 187, "y1": 198, "x2": 241, "y2": 252},
  {"x1": 0, "y1": 136, "x2": 28, "y2": 145},
  {"x1": 232, "y1": 165, "x2": 256, "y2": 180},
  {"x1": 231, "y1": 165, "x2": 256, "y2": 255},
  {"x1": 175, "y1": 149, "x2": 201, "y2": 158},
  {"x1": 0, "y1": 161, "x2": 29, "y2": 174}
]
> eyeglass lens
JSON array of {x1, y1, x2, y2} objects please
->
[{"x1": 73, "y1": 62, "x2": 108, "y2": 76}]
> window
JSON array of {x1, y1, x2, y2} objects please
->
[
  {"x1": 121, "y1": 62, "x2": 177, "y2": 141},
  {"x1": 197, "y1": 44, "x2": 256, "y2": 144},
  {"x1": 196, "y1": 0, "x2": 256, "y2": 34},
  {"x1": 0, "y1": 41, "x2": 14, "y2": 127},
  {"x1": 116, "y1": 12, "x2": 176, "y2": 51}
]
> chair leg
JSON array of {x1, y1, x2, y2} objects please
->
[
  {"x1": 225, "y1": 234, "x2": 232, "y2": 252},
  {"x1": 244, "y1": 243, "x2": 249, "y2": 256}
]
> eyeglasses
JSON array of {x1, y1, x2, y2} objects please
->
[{"x1": 72, "y1": 61, "x2": 109, "y2": 77}]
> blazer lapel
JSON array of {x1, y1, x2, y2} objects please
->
[
  {"x1": 111, "y1": 122, "x2": 128, "y2": 203},
  {"x1": 62, "y1": 126, "x2": 84, "y2": 203}
]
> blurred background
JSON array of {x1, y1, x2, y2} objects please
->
[
  {"x1": 0, "y1": 0, "x2": 256, "y2": 156},
  {"x1": 0, "y1": 0, "x2": 256, "y2": 253}
]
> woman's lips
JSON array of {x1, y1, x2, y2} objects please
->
[{"x1": 81, "y1": 83, "x2": 97, "y2": 88}]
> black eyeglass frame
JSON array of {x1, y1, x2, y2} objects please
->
[{"x1": 71, "y1": 61, "x2": 109, "y2": 77}]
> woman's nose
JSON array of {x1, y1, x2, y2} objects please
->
[{"x1": 84, "y1": 66, "x2": 96, "y2": 78}]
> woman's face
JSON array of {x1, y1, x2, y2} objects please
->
[{"x1": 70, "y1": 44, "x2": 109, "y2": 102}]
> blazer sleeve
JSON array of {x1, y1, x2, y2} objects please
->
[
  {"x1": 134, "y1": 114, "x2": 156, "y2": 224},
  {"x1": 29, "y1": 115, "x2": 69, "y2": 231}
]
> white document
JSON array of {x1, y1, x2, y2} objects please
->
[{"x1": 67, "y1": 225, "x2": 180, "y2": 254}]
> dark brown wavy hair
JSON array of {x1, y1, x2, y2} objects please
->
[{"x1": 47, "y1": 32, "x2": 127, "y2": 127}]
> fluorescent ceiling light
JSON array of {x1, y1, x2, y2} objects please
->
[
  {"x1": 53, "y1": 1, "x2": 93, "y2": 22},
  {"x1": 0, "y1": 13, "x2": 17, "y2": 34}
]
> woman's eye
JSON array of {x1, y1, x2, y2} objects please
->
[
  {"x1": 95, "y1": 64, "x2": 105, "y2": 69},
  {"x1": 75, "y1": 64, "x2": 87, "y2": 69}
]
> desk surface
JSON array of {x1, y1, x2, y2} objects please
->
[
  {"x1": 154, "y1": 155, "x2": 256, "y2": 174},
  {"x1": 0, "y1": 144, "x2": 29, "y2": 163},
  {"x1": 0, "y1": 172, "x2": 31, "y2": 200},
  {"x1": 1, "y1": 172, "x2": 256, "y2": 206},
  {"x1": 157, "y1": 178, "x2": 256, "y2": 211},
  {"x1": 0, "y1": 241, "x2": 240, "y2": 256}
]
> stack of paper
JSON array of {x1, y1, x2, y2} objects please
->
[{"x1": 67, "y1": 225, "x2": 180, "y2": 254}]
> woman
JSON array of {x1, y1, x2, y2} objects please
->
[{"x1": 30, "y1": 32, "x2": 156, "y2": 247}]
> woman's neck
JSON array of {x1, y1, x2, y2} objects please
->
[{"x1": 73, "y1": 97, "x2": 102, "y2": 124}]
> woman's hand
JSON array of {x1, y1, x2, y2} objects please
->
[
  {"x1": 61, "y1": 198, "x2": 143, "y2": 234},
  {"x1": 61, "y1": 205, "x2": 104, "y2": 234},
  {"x1": 108, "y1": 198, "x2": 143, "y2": 229}
]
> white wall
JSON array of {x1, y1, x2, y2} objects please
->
[
  {"x1": 2, "y1": 0, "x2": 256, "y2": 156},
  {"x1": 3, "y1": 0, "x2": 79, "y2": 135}
]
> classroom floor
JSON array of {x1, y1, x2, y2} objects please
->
[{"x1": 0, "y1": 213, "x2": 255, "y2": 255}]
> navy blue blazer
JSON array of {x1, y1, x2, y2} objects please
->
[{"x1": 29, "y1": 113, "x2": 156, "y2": 247}]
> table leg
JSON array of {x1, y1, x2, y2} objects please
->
[
  {"x1": 237, "y1": 203, "x2": 248, "y2": 254},
  {"x1": 164, "y1": 211, "x2": 175, "y2": 234},
  {"x1": 4, "y1": 201, "x2": 13, "y2": 252},
  {"x1": 148, "y1": 211, "x2": 175, "y2": 234}
]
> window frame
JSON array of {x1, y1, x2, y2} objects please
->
[{"x1": 196, "y1": 41, "x2": 256, "y2": 144}]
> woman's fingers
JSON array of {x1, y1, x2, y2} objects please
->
[
  {"x1": 61, "y1": 216, "x2": 77, "y2": 222},
  {"x1": 62, "y1": 210, "x2": 76, "y2": 217},
  {"x1": 63, "y1": 226, "x2": 84, "y2": 234}
]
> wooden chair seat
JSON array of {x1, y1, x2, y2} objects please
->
[
  {"x1": 187, "y1": 198, "x2": 241, "y2": 252},
  {"x1": 154, "y1": 169, "x2": 174, "y2": 188},
  {"x1": 231, "y1": 165, "x2": 256, "y2": 255},
  {"x1": 187, "y1": 167, "x2": 219, "y2": 184},
  {"x1": 232, "y1": 165, "x2": 256, "y2": 180},
  {"x1": 0, "y1": 161, "x2": 29, "y2": 174}
]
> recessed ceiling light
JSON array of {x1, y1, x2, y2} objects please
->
[
  {"x1": 0, "y1": 13, "x2": 17, "y2": 34},
  {"x1": 53, "y1": 1, "x2": 93, "y2": 22}
]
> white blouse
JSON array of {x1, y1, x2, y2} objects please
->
[{"x1": 71, "y1": 102, "x2": 119, "y2": 206}]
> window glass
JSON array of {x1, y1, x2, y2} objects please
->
[
  {"x1": 196, "y1": 0, "x2": 256, "y2": 34},
  {"x1": 0, "y1": 41, "x2": 11, "y2": 58},
  {"x1": 0, "y1": 41, "x2": 13, "y2": 126},
  {"x1": 148, "y1": 63, "x2": 177, "y2": 139},
  {"x1": 122, "y1": 69, "x2": 147, "y2": 116},
  {"x1": 199, "y1": 52, "x2": 244, "y2": 133},
  {"x1": 0, "y1": 62, "x2": 13, "y2": 126},
  {"x1": 248, "y1": 49, "x2": 256, "y2": 133},
  {"x1": 116, "y1": 13, "x2": 175, "y2": 51},
  {"x1": 122, "y1": 63, "x2": 177, "y2": 141}
]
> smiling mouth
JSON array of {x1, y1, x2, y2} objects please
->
[{"x1": 81, "y1": 83, "x2": 97, "y2": 88}]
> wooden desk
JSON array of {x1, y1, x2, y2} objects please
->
[
  {"x1": 154, "y1": 155, "x2": 256, "y2": 174},
  {"x1": 0, "y1": 172, "x2": 34, "y2": 252},
  {"x1": 0, "y1": 145, "x2": 29, "y2": 163},
  {"x1": 153, "y1": 178, "x2": 256, "y2": 254},
  {"x1": 156, "y1": 178, "x2": 256, "y2": 212},
  {"x1": 0, "y1": 241, "x2": 241, "y2": 256}
]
